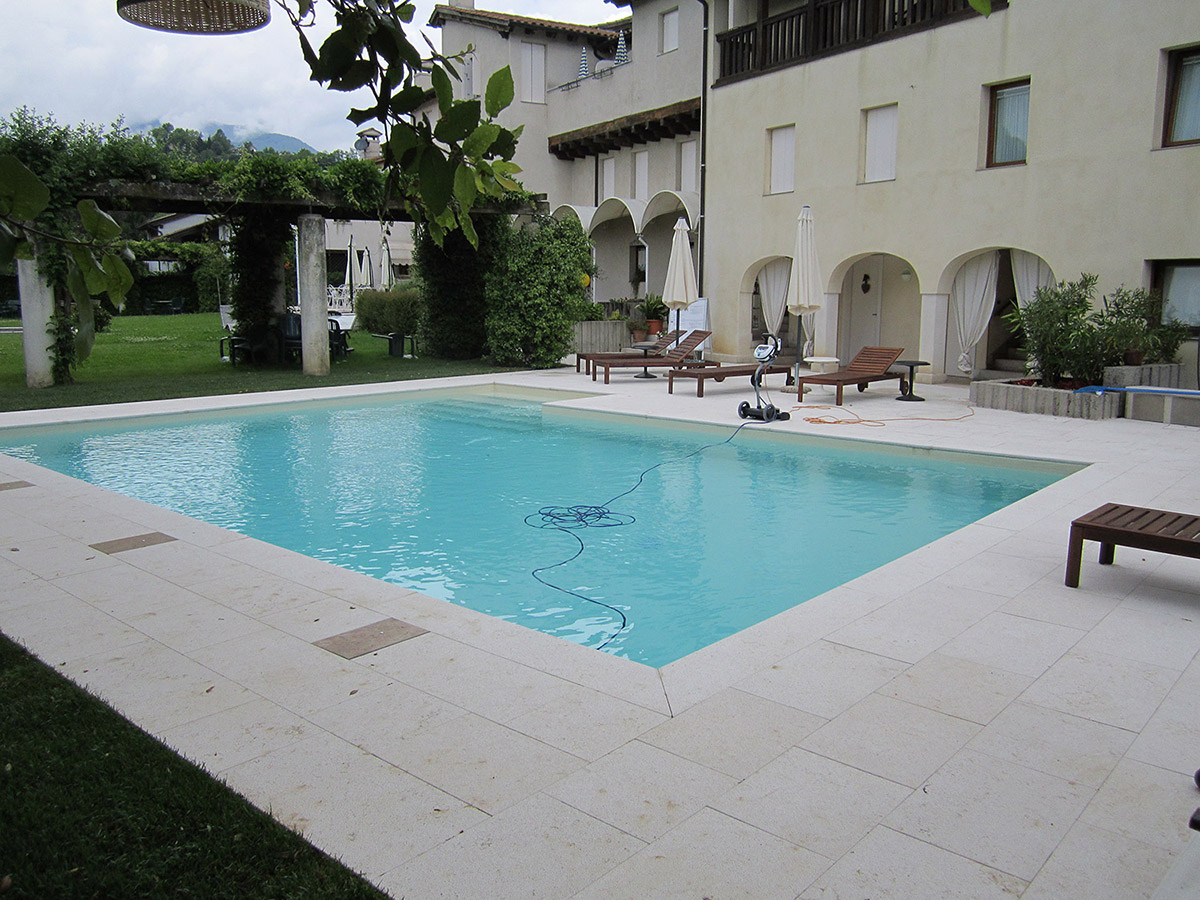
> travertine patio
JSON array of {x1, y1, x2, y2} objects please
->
[{"x1": 1, "y1": 369, "x2": 1197, "y2": 899}]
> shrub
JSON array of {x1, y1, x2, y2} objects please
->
[
  {"x1": 413, "y1": 218, "x2": 505, "y2": 359},
  {"x1": 354, "y1": 284, "x2": 424, "y2": 335},
  {"x1": 1003, "y1": 274, "x2": 1098, "y2": 387},
  {"x1": 484, "y1": 215, "x2": 595, "y2": 368}
]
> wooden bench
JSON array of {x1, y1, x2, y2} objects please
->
[
  {"x1": 668, "y1": 363, "x2": 792, "y2": 398},
  {"x1": 1065, "y1": 503, "x2": 1200, "y2": 587}
]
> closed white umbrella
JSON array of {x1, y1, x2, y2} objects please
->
[
  {"x1": 381, "y1": 238, "x2": 394, "y2": 289},
  {"x1": 344, "y1": 234, "x2": 355, "y2": 297},
  {"x1": 661, "y1": 217, "x2": 698, "y2": 343},
  {"x1": 787, "y1": 206, "x2": 823, "y2": 360},
  {"x1": 359, "y1": 245, "x2": 374, "y2": 290}
]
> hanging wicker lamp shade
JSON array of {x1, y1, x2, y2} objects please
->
[{"x1": 116, "y1": 0, "x2": 269, "y2": 34}]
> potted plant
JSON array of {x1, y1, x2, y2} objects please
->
[{"x1": 638, "y1": 294, "x2": 668, "y2": 335}]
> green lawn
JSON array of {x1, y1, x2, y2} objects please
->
[
  {"x1": 0, "y1": 634, "x2": 389, "y2": 899},
  {"x1": 0, "y1": 313, "x2": 516, "y2": 411}
]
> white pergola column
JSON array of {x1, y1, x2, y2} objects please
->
[
  {"x1": 16, "y1": 256, "x2": 54, "y2": 388},
  {"x1": 296, "y1": 214, "x2": 330, "y2": 376},
  {"x1": 919, "y1": 292, "x2": 950, "y2": 381}
]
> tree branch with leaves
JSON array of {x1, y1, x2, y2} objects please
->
[{"x1": 275, "y1": 0, "x2": 524, "y2": 247}]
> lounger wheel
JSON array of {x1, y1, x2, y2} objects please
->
[
  {"x1": 763, "y1": 404, "x2": 777, "y2": 422},
  {"x1": 1195, "y1": 768, "x2": 1200, "y2": 789},
  {"x1": 737, "y1": 401, "x2": 750, "y2": 419},
  {"x1": 857, "y1": 383, "x2": 868, "y2": 392}
]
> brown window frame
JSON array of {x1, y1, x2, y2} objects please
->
[
  {"x1": 987, "y1": 78, "x2": 1031, "y2": 168},
  {"x1": 1163, "y1": 46, "x2": 1200, "y2": 148}
]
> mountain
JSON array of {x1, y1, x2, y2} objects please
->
[{"x1": 130, "y1": 119, "x2": 318, "y2": 154}]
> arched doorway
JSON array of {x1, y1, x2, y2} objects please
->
[
  {"x1": 833, "y1": 253, "x2": 920, "y2": 361},
  {"x1": 942, "y1": 248, "x2": 1054, "y2": 379}
]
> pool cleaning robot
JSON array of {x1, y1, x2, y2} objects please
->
[{"x1": 737, "y1": 334, "x2": 791, "y2": 423}]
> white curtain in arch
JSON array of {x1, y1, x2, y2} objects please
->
[
  {"x1": 951, "y1": 251, "x2": 1000, "y2": 375},
  {"x1": 758, "y1": 258, "x2": 791, "y2": 336},
  {"x1": 1010, "y1": 250, "x2": 1054, "y2": 309}
]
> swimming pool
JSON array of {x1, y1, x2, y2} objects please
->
[{"x1": 0, "y1": 388, "x2": 1074, "y2": 666}]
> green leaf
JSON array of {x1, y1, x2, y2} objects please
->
[
  {"x1": 347, "y1": 106, "x2": 379, "y2": 126},
  {"x1": 397, "y1": 2, "x2": 415, "y2": 24},
  {"x1": 296, "y1": 29, "x2": 319, "y2": 71},
  {"x1": 430, "y1": 66, "x2": 453, "y2": 114},
  {"x1": 66, "y1": 261, "x2": 90, "y2": 305},
  {"x1": 101, "y1": 252, "x2": 134, "y2": 303},
  {"x1": 389, "y1": 84, "x2": 430, "y2": 116},
  {"x1": 458, "y1": 208, "x2": 478, "y2": 249},
  {"x1": 70, "y1": 246, "x2": 107, "y2": 294},
  {"x1": 491, "y1": 127, "x2": 518, "y2": 161},
  {"x1": 434, "y1": 100, "x2": 480, "y2": 144},
  {"x1": 77, "y1": 200, "x2": 122, "y2": 243},
  {"x1": 388, "y1": 124, "x2": 420, "y2": 166},
  {"x1": 419, "y1": 148, "x2": 453, "y2": 215},
  {"x1": 462, "y1": 122, "x2": 501, "y2": 159},
  {"x1": 484, "y1": 66, "x2": 514, "y2": 118},
  {"x1": 0, "y1": 155, "x2": 51, "y2": 221},
  {"x1": 330, "y1": 60, "x2": 376, "y2": 91},
  {"x1": 453, "y1": 163, "x2": 478, "y2": 211},
  {"x1": 315, "y1": 27, "x2": 361, "y2": 83},
  {"x1": 968, "y1": 0, "x2": 991, "y2": 13}
]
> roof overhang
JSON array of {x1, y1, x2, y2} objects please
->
[{"x1": 549, "y1": 98, "x2": 701, "y2": 161}]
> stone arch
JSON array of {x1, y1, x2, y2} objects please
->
[{"x1": 827, "y1": 252, "x2": 922, "y2": 362}]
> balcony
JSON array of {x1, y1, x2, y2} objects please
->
[{"x1": 716, "y1": 0, "x2": 1006, "y2": 84}]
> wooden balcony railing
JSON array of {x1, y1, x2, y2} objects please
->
[{"x1": 717, "y1": 0, "x2": 1004, "y2": 82}]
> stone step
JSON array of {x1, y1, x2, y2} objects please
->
[
  {"x1": 993, "y1": 356, "x2": 1029, "y2": 373},
  {"x1": 974, "y1": 369, "x2": 1016, "y2": 382}
]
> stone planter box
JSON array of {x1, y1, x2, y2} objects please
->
[
  {"x1": 1102, "y1": 363, "x2": 1181, "y2": 389},
  {"x1": 572, "y1": 320, "x2": 627, "y2": 355},
  {"x1": 969, "y1": 380, "x2": 1122, "y2": 419}
]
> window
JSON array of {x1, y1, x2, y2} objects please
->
[
  {"x1": 632, "y1": 151, "x2": 649, "y2": 200},
  {"x1": 1155, "y1": 261, "x2": 1200, "y2": 330},
  {"x1": 767, "y1": 124, "x2": 795, "y2": 194},
  {"x1": 1165, "y1": 47, "x2": 1200, "y2": 146},
  {"x1": 987, "y1": 79, "x2": 1030, "y2": 166},
  {"x1": 678, "y1": 139, "x2": 698, "y2": 193},
  {"x1": 863, "y1": 104, "x2": 898, "y2": 182},
  {"x1": 520, "y1": 42, "x2": 545, "y2": 103},
  {"x1": 661, "y1": 8, "x2": 679, "y2": 54},
  {"x1": 600, "y1": 156, "x2": 616, "y2": 200}
]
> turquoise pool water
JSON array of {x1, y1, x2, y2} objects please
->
[{"x1": 0, "y1": 389, "x2": 1073, "y2": 666}]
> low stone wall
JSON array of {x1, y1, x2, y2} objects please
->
[
  {"x1": 969, "y1": 380, "x2": 1122, "y2": 419},
  {"x1": 1103, "y1": 363, "x2": 1181, "y2": 388},
  {"x1": 572, "y1": 320, "x2": 627, "y2": 355}
]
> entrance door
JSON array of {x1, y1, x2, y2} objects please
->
[{"x1": 846, "y1": 256, "x2": 882, "y2": 354}]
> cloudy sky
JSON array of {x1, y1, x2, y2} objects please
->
[{"x1": 0, "y1": 0, "x2": 619, "y2": 152}]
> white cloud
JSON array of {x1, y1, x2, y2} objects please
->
[{"x1": 0, "y1": 0, "x2": 615, "y2": 153}]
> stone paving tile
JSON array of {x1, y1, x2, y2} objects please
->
[
  {"x1": 378, "y1": 793, "x2": 645, "y2": 900},
  {"x1": 570, "y1": 807, "x2": 831, "y2": 900},
  {"x1": 1020, "y1": 821, "x2": 1177, "y2": 900},
  {"x1": 884, "y1": 750, "x2": 1095, "y2": 882},
  {"x1": 967, "y1": 700, "x2": 1135, "y2": 788},
  {"x1": 799, "y1": 693, "x2": 980, "y2": 788},
  {"x1": 1020, "y1": 648, "x2": 1181, "y2": 732},
  {"x1": 879, "y1": 652, "x2": 1032, "y2": 724},
  {"x1": 223, "y1": 731, "x2": 488, "y2": 881},
  {"x1": 799, "y1": 826, "x2": 1027, "y2": 900},
  {"x1": 505, "y1": 682, "x2": 668, "y2": 761},
  {"x1": 546, "y1": 740, "x2": 736, "y2": 842},
  {"x1": 377, "y1": 711, "x2": 587, "y2": 815},
  {"x1": 937, "y1": 611, "x2": 1084, "y2": 678},
  {"x1": 1074, "y1": 604, "x2": 1200, "y2": 671},
  {"x1": 160, "y1": 697, "x2": 317, "y2": 773},
  {"x1": 1078, "y1": 758, "x2": 1200, "y2": 853},
  {"x1": 711, "y1": 746, "x2": 913, "y2": 861},
  {"x1": 736, "y1": 639, "x2": 908, "y2": 719},
  {"x1": 0, "y1": 589, "x2": 145, "y2": 663},
  {"x1": 5, "y1": 533, "x2": 122, "y2": 581},
  {"x1": 639, "y1": 687, "x2": 825, "y2": 778}
]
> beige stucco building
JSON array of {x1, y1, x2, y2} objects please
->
[{"x1": 432, "y1": 0, "x2": 1200, "y2": 382}]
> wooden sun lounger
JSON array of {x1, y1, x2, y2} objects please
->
[
  {"x1": 576, "y1": 330, "x2": 682, "y2": 375},
  {"x1": 593, "y1": 331, "x2": 714, "y2": 383},
  {"x1": 668, "y1": 363, "x2": 792, "y2": 397},
  {"x1": 1065, "y1": 502, "x2": 1200, "y2": 587},
  {"x1": 793, "y1": 346, "x2": 905, "y2": 405}
]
